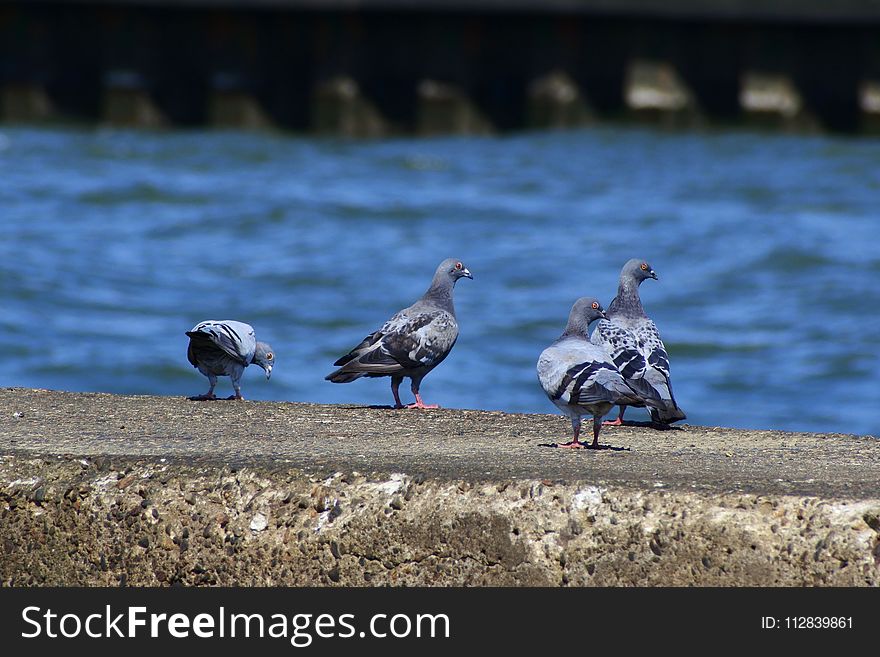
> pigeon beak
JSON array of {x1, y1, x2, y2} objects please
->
[
  {"x1": 650, "y1": 270, "x2": 658, "y2": 280},
  {"x1": 599, "y1": 310, "x2": 608, "y2": 319},
  {"x1": 462, "y1": 268, "x2": 473, "y2": 280},
  {"x1": 265, "y1": 365, "x2": 273, "y2": 380}
]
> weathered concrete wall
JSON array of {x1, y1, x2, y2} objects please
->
[
  {"x1": 3, "y1": 455, "x2": 880, "y2": 586},
  {"x1": 1, "y1": 388, "x2": 879, "y2": 586}
]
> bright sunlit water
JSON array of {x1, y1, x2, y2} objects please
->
[{"x1": 1, "y1": 125, "x2": 878, "y2": 436}]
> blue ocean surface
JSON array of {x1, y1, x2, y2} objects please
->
[{"x1": 0, "y1": 125, "x2": 878, "y2": 436}]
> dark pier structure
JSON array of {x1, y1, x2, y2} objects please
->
[{"x1": 3, "y1": 1, "x2": 880, "y2": 134}]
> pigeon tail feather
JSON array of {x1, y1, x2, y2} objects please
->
[{"x1": 325, "y1": 369, "x2": 366, "y2": 384}]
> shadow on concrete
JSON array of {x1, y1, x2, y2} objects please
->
[{"x1": 537, "y1": 441, "x2": 631, "y2": 451}]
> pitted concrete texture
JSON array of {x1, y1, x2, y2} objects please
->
[{"x1": 0, "y1": 388, "x2": 878, "y2": 586}]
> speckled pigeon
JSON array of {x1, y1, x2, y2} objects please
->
[
  {"x1": 538, "y1": 297, "x2": 663, "y2": 448},
  {"x1": 590, "y1": 258, "x2": 686, "y2": 425},
  {"x1": 186, "y1": 320, "x2": 275, "y2": 400},
  {"x1": 325, "y1": 258, "x2": 472, "y2": 409}
]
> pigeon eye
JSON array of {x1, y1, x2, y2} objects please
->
[
  {"x1": 591, "y1": 302, "x2": 599, "y2": 310},
  {"x1": 267, "y1": 353, "x2": 274, "y2": 360},
  {"x1": 640, "y1": 263, "x2": 648, "y2": 271},
  {"x1": 455, "y1": 262, "x2": 462, "y2": 270}
]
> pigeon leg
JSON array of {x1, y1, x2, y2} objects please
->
[
  {"x1": 587, "y1": 415, "x2": 603, "y2": 449},
  {"x1": 391, "y1": 376, "x2": 405, "y2": 409},
  {"x1": 556, "y1": 417, "x2": 585, "y2": 449},
  {"x1": 406, "y1": 392, "x2": 439, "y2": 409},
  {"x1": 189, "y1": 375, "x2": 218, "y2": 401},
  {"x1": 407, "y1": 377, "x2": 440, "y2": 408},
  {"x1": 602, "y1": 405, "x2": 626, "y2": 426},
  {"x1": 226, "y1": 373, "x2": 245, "y2": 400},
  {"x1": 404, "y1": 378, "x2": 439, "y2": 409}
]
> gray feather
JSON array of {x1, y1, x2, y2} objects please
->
[{"x1": 187, "y1": 320, "x2": 256, "y2": 365}]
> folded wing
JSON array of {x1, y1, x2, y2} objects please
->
[
  {"x1": 186, "y1": 320, "x2": 257, "y2": 366},
  {"x1": 326, "y1": 308, "x2": 459, "y2": 382},
  {"x1": 539, "y1": 339, "x2": 662, "y2": 412}
]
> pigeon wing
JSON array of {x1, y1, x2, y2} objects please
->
[
  {"x1": 186, "y1": 320, "x2": 256, "y2": 365},
  {"x1": 540, "y1": 341, "x2": 644, "y2": 407},
  {"x1": 591, "y1": 319, "x2": 647, "y2": 380},
  {"x1": 330, "y1": 308, "x2": 459, "y2": 376},
  {"x1": 379, "y1": 309, "x2": 458, "y2": 370},
  {"x1": 634, "y1": 319, "x2": 670, "y2": 379},
  {"x1": 332, "y1": 330, "x2": 384, "y2": 367},
  {"x1": 632, "y1": 319, "x2": 687, "y2": 422}
]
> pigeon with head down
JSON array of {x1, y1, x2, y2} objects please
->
[
  {"x1": 538, "y1": 296, "x2": 663, "y2": 448},
  {"x1": 590, "y1": 258, "x2": 686, "y2": 425},
  {"x1": 186, "y1": 320, "x2": 275, "y2": 400},
  {"x1": 325, "y1": 257, "x2": 473, "y2": 409}
]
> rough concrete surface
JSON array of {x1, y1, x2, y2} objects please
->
[{"x1": 1, "y1": 388, "x2": 878, "y2": 586}]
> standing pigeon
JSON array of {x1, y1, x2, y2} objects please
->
[
  {"x1": 186, "y1": 320, "x2": 275, "y2": 400},
  {"x1": 590, "y1": 258, "x2": 686, "y2": 425},
  {"x1": 325, "y1": 258, "x2": 472, "y2": 409},
  {"x1": 538, "y1": 297, "x2": 663, "y2": 449}
]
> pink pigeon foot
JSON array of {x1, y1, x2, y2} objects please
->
[
  {"x1": 405, "y1": 401, "x2": 440, "y2": 409},
  {"x1": 405, "y1": 393, "x2": 439, "y2": 409}
]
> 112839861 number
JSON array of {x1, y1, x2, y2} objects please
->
[{"x1": 787, "y1": 617, "x2": 852, "y2": 629}]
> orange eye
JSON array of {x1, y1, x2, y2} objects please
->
[
  {"x1": 640, "y1": 263, "x2": 648, "y2": 271},
  {"x1": 591, "y1": 302, "x2": 599, "y2": 310},
  {"x1": 455, "y1": 262, "x2": 463, "y2": 270},
  {"x1": 267, "y1": 353, "x2": 274, "y2": 360}
]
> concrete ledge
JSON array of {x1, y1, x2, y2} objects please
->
[{"x1": 1, "y1": 388, "x2": 878, "y2": 586}]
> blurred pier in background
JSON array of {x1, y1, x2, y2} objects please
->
[{"x1": 3, "y1": 1, "x2": 880, "y2": 134}]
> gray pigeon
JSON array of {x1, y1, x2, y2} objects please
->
[
  {"x1": 538, "y1": 297, "x2": 663, "y2": 448},
  {"x1": 186, "y1": 320, "x2": 275, "y2": 400},
  {"x1": 590, "y1": 258, "x2": 686, "y2": 425},
  {"x1": 325, "y1": 258, "x2": 473, "y2": 409}
]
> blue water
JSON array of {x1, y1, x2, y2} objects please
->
[{"x1": 1, "y1": 125, "x2": 878, "y2": 436}]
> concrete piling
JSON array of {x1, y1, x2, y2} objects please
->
[
  {"x1": 1, "y1": 82, "x2": 53, "y2": 122},
  {"x1": 526, "y1": 71, "x2": 592, "y2": 129},
  {"x1": 624, "y1": 59, "x2": 700, "y2": 127},
  {"x1": 209, "y1": 72, "x2": 273, "y2": 129},
  {"x1": 417, "y1": 79, "x2": 492, "y2": 135},
  {"x1": 312, "y1": 75, "x2": 388, "y2": 137},
  {"x1": 102, "y1": 70, "x2": 166, "y2": 128}
]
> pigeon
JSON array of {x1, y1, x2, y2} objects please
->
[
  {"x1": 590, "y1": 258, "x2": 686, "y2": 425},
  {"x1": 325, "y1": 258, "x2": 473, "y2": 409},
  {"x1": 538, "y1": 297, "x2": 663, "y2": 448},
  {"x1": 186, "y1": 320, "x2": 275, "y2": 400}
]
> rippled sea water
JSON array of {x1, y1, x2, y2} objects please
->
[{"x1": 0, "y1": 125, "x2": 878, "y2": 436}]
